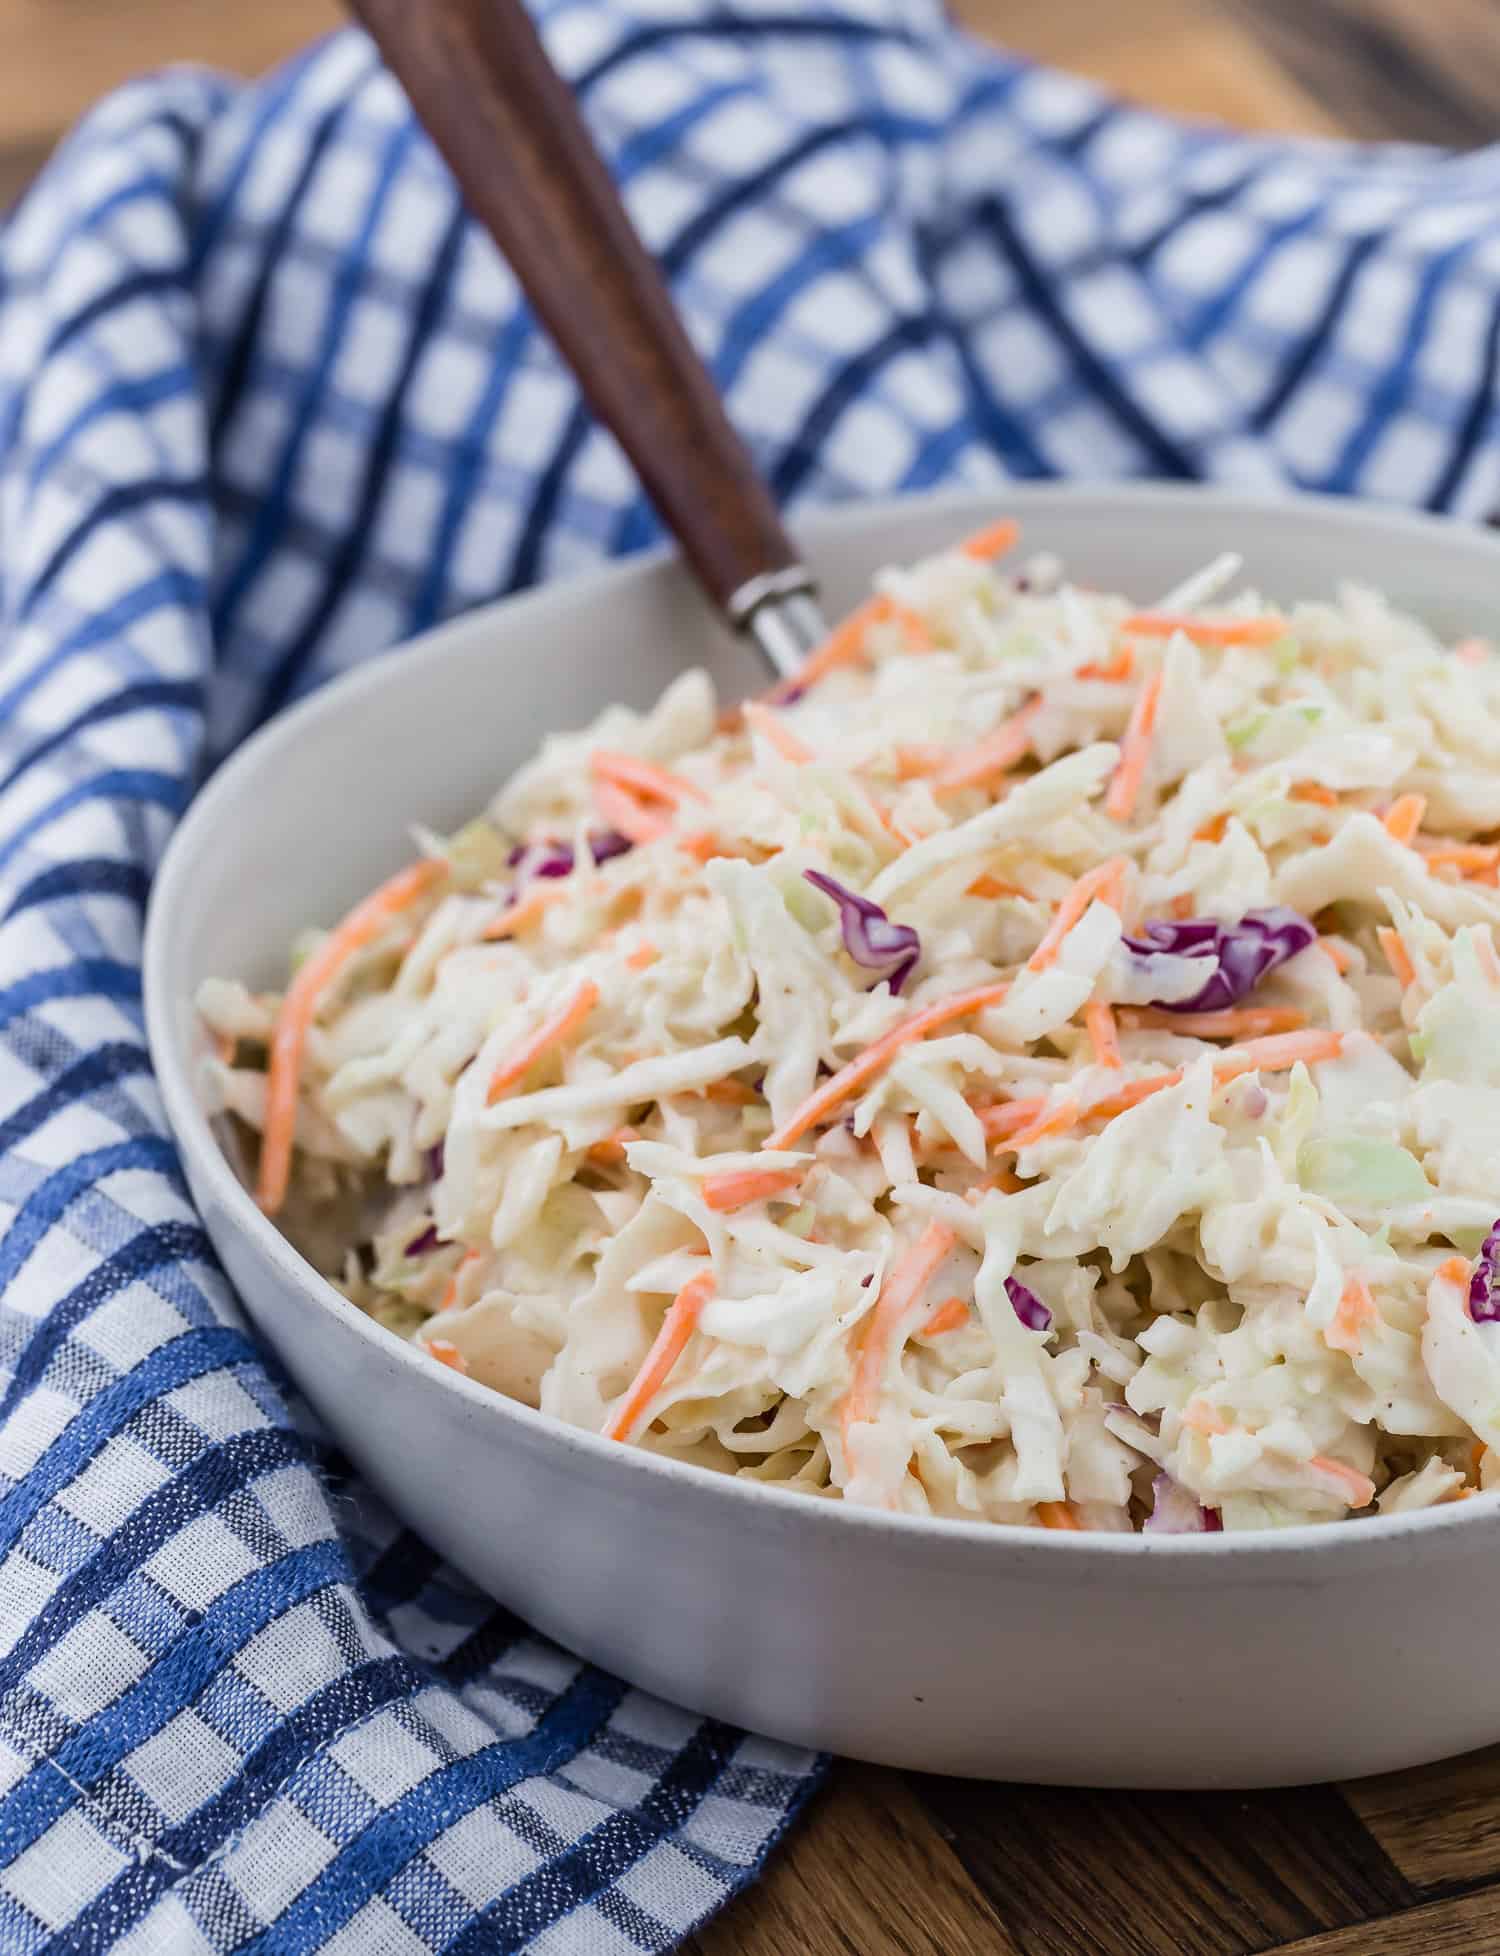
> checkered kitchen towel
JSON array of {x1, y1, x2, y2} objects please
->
[{"x1": 6, "y1": 2, "x2": 1500, "y2": 1950}]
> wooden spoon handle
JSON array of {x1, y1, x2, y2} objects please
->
[{"x1": 347, "y1": 0, "x2": 813, "y2": 623}]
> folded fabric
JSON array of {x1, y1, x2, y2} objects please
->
[{"x1": 5, "y1": 2, "x2": 1500, "y2": 1950}]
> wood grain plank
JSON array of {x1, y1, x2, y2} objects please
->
[
  {"x1": 1271, "y1": 1890, "x2": 1500, "y2": 1956},
  {"x1": 1344, "y1": 1744, "x2": 1500, "y2": 1890},
  {"x1": 687, "y1": 1763, "x2": 1021, "y2": 1956},
  {"x1": 1222, "y1": 0, "x2": 1500, "y2": 146},
  {"x1": 912, "y1": 1775, "x2": 1415, "y2": 1956}
]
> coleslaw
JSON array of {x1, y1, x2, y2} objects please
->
[{"x1": 199, "y1": 518, "x2": 1500, "y2": 1532}]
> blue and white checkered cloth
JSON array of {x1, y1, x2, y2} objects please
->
[{"x1": 5, "y1": 2, "x2": 1500, "y2": 1949}]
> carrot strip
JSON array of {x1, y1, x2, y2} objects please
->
[
  {"x1": 700, "y1": 1166, "x2": 807, "y2": 1212},
  {"x1": 1317, "y1": 934, "x2": 1353, "y2": 973},
  {"x1": 1377, "y1": 927, "x2": 1416, "y2": 989},
  {"x1": 439, "y1": 1248, "x2": 481, "y2": 1313},
  {"x1": 1289, "y1": 781, "x2": 1339, "y2": 807},
  {"x1": 1105, "y1": 669, "x2": 1164, "y2": 823},
  {"x1": 606, "y1": 1266, "x2": 716, "y2": 1443},
  {"x1": 486, "y1": 980, "x2": 599, "y2": 1104},
  {"x1": 1439, "y1": 1254, "x2": 1472, "y2": 1290},
  {"x1": 258, "y1": 859, "x2": 446, "y2": 1213},
  {"x1": 698, "y1": 1077, "x2": 762, "y2": 1106},
  {"x1": 1382, "y1": 793, "x2": 1427, "y2": 846},
  {"x1": 1309, "y1": 1456, "x2": 1376, "y2": 1508},
  {"x1": 1084, "y1": 999, "x2": 1121, "y2": 1069},
  {"x1": 1169, "y1": 893, "x2": 1196, "y2": 920},
  {"x1": 921, "y1": 1296, "x2": 971, "y2": 1336},
  {"x1": 767, "y1": 983, "x2": 1011, "y2": 1150},
  {"x1": 586, "y1": 1127, "x2": 638, "y2": 1165},
  {"x1": 1419, "y1": 840, "x2": 1500, "y2": 875},
  {"x1": 959, "y1": 517, "x2": 1020, "y2": 562},
  {"x1": 1325, "y1": 1275, "x2": 1376, "y2": 1356},
  {"x1": 841, "y1": 1224, "x2": 956, "y2": 1443},
  {"x1": 772, "y1": 594, "x2": 931, "y2": 703},
  {"x1": 1211, "y1": 1029, "x2": 1343, "y2": 1085},
  {"x1": 592, "y1": 778, "x2": 670, "y2": 844},
  {"x1": 966, "y1": 1166, "x2": 1026, "y2": 1198},
  {"x1": 743, "y1": 700, "x2": 814, "y2": 764},
  {"x1": 1119, "y1": 611, "x2": 1287, "y2": 646},
  {"x1": 925, "y1": 698, "x2": 1042, "y2": 793},
  {"x1": 424, "y1": 1339, "x2": 469, "y2": 1375},
  {"x1": 1084, "y1": 1071, "x2": 1185, "y2": 1124},
  {"x1": 1035, "y1": 1501, "x2": 1084, "y2": 1531},
  {"x1": 1182, "y1": 1398, "x2": 1229, "y2": 1436},
  {"x1": 1026, "y1": 856, "x2": 1128, "y2": 973},
  {"x1": 1118, "y1": 1005, "x2": 1307, "y2": 1039},
  {"x1": 966, "y1": 872, "x2": 1026, "y2": 899},
  {"x1": 1009, "y1": 1097, "x2": 1084, "y2": 1151},
  {"x1": 482, "y1": 882, "x2": 569, "y2": 940},
  {"x1": 978, "y1": 1097, "x2": 1047, "y2": 1140},
  {"x1": 590, "y1": 749, "x2": 707, "y2": 808},
  {"x1": 1193, "y1": 814, "x2": 1229, "y2": 845},
  {"x1": 1076, "y1": 645, "x2": 1134, "y2": 682},
  {"x1": 625, "y1": 942, "x2": 659, "y2": 971}
]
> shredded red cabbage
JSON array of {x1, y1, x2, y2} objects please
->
[
  {"x1": 1123, "y1": 906, "x2": 1316, "y2": 1012},
  {"x1": 506, "y1": 831, "x2": 634, "y2": 881},
  {"x1": 425, "y1": 1142, "x2": 445, "y2": 1180},
  {"x1": 804, "y1": 870, "x2": 921, "y2": 994},
  {"x1": 406, "y1": 1224, "x2": 441, "y2": 1255},
  {"x1": 1006, "y1": 1275, "x2": 1051, "y2": 1332},
  {"x1": 1471, "y1": 1221, "x2": 1500, "y2": 1323},
  {"x1": 1145, "y1": 1472, "x2": 1222, "y2": 1534}
]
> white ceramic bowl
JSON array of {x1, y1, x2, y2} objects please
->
[{"x1": 146, "y1": 485, "x2": 1500, "y2": 1788}]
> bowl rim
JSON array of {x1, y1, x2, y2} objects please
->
[{"x1": 145, "y1": 480, "x2": 1500, "y2": 1564}]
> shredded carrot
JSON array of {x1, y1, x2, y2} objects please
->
[
  {"x1": 1309, "y1": 1456, "x2": 1376, "y2": 1508},
  {"x1": 893, "y1": 742, "x2": 948, "y2": 780},
  {"x1": 1009, "y1": 1098, "x2": 1085, "y2": 1152},
  {"x1": 424, "y1": 1339, "x2": 469, "y2": 1374},
  {"x1": 258, "y1": 859, "x2": 446, "y2": 1213},
  {"x1": 1084, "y1": 999, "x2": 1121, "y2": 1069},
  {"x1": 1382, "y1": 793, "x2": 1427, "y2": 846},
  {"x1": 1026, "y1": 856, "x2": 1127, "y2": 973},
  {"x1": 1169, "y1": 893, "x2": 1196, "y2": 920},
  {"x1": 1289, "y1": 780, "x2": 1339, "y2": 807},
  {"x1": 1377, "y1": 926, "x2": 1416, "y2": 989},
  {"x1": 625, "y1": 942, "x2": 659, "y2": 971},
  {"x1": 1211, "y1": 1028, "x2": 1344, "y2": 1085},
  {"x1": 773, "y1": 594, "x2": 933, "y2": 704},
  {"x1": 966, "y1": 1166, "x2": 1026, "y2": 1198},
  {"x1": 1118, "y1": 1005, "x2": 1307, "y2": 1039},
  {"x1": 925, "y1": 698, "x2": 1043, "y2": 793},
  {"x1": 699, "y1": 1077, "x2": 761, "y2": 1106},
  {"x1": 743, "y1": 700, "x2": 814, "y2": 764},
  {"x1": 486, "y1": 980, "x2": 599, "y2": 1104},
  {"x1": 586, "y1": 1127, "x2": 638, "y2": 1165},
  {"x1": 1035, "y1": 1501, "x2": 1084, "y2": 1531},
  {"x1": 605, "y1": 1266, "x2": 716, "y2": 1443},
  {"x1": 1105, "y1": 670, "x2": 1164, "y2": 823},
  {"x1": 978, "y1": 1097, "x2": 1047, "y2": 1140},
  {"x1": 840, "y1": 1225, "x2": 956, "y2": 1444},
  {"x1": 1193, "y1": 813, "x2": 1229, "y2": 845},
  {"x1": 1325, "y1": 1275, "x2": 1377, "y2": 1356},
  {"x1": 1119, "y1": 611, "x2": 1287, "y2": 646},
  {"x1": 767, "y1": 983, "x2": 1010, "y2": 1149},
  {"x1": 1438, "y1": 1254, "x2": 1472, "y2": 1289},
  {"x1": 1317, "y1": 934, "x2": 1353, "y2": 973},
  {"x1": 966, "y1": 872, "x2": 1026, "y2": 899},
  {"x1": 1076, "y1": 645, "x2": 1134, "y2": 683},
  {"x1": 959, "y1": 517, "x2": 1020, "y2": 562},
  {"x1": 592, "y1": 778, "x2": 670, "y2": 844},
  {"x1": 590, "y1": 749, "x2": 707, "y2": 808},
  {"x1": 481, "y1": 881, "x2": 569, "y2": 940},
  {"x1": 715, "y1": 703, "x2": 746, "y2": 736},
  {"x1": 1456, "y1": 636, "x2": 1491, "y2": 667},
  {"x1": 1182, "y1": 1397, "x2": 1229, "y2": 1436},
  {"x1": 921, "y1": 1296, "x2": 970, "y2": 1336},
  {"x1": 1418, "y1": 840, "x2": 1500, "y2": 875},
  {"x1": 700, "y1": 1165, "x2": 807, "y2": 1212}
]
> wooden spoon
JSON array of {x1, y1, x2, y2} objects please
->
[{"x1": 346, "y1": 0, "x2": 828, "y2": 678}]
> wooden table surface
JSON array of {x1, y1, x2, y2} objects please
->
[{"x1": 8, "y1": 2, "x2": 1500, "y2": 1953}]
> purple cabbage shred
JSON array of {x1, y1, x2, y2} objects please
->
[
  {"x1": 1145, "y1": 1472, "x2": 1222, "y2": 1535},
  {"x1": 1470, "y1": 1221, "x2": 1500, "y2": 1323},
  {"x1": 506, "y1": 831, "x2": 634, "y2": 883},
  {"x1": 406, "y1": 1224, "x2": 441, "y2": 1256},
  {"x1": 1006, "y1": 1275, "x2": 1052, "y2": 1333},
  {"x1": 425, "y1": 1142, "x2": 445, "y2": 1180},
  {"x1": 803, "y1": 870, "x2": 921, "y2": 994},
  {"x1": 1123, "y1": 906, "x2": 1316, "y2": 1013}
]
